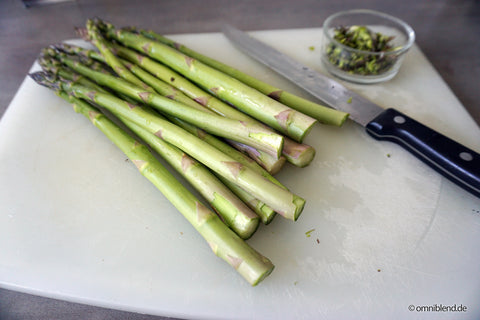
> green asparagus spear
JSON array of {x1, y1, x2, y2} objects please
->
[
  {"x1": 71, "y1": 82, "x2": 261, "y2": 237},
  {"x1": 111, "y1": 43, "x2": 315, "y2": 168},
  {"x1": 53, "y1": 42, "x2": 104, "y2": 61},
  {"x1": 99, "y1": 21, "x2": 317, "y2": 143},
  {"x1": 138, "y1": 28, "x2": 349, "y2": 126},
  {"x1": 41, "y1": 57, "x2": 277, "y2": 224},
  {"x1": 120, "y1": 116, "x2": 260, "y2": 239},
  {"x1": 30, "y1": 78, "x2": 274, "y2": 285},
  {"x1": 46, "y1": 48, "x2": 285, "y2": 159},
  {"x1": 53, "y1": 42, "x2": 287, "y2": 173},
  {"x1": 120, "y1": 53, "x2": 290, "y2": 173},
  {"x1": 53, "y1": 61, "x2": 263, "y2": 237},
  {"x1": 35, "y1": 73, "x2": 305, "y2": 220},
  {"x1": 170, "y1": 118, "x2": 278, "y2": 224},
  {"x1": 47, "y1": 48, "x2": 285, "y2": 189}
]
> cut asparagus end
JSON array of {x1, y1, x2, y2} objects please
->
[
  {"x1": 283, "y1": 138, "x2": 316, "y2": 168},
  {"x1": 292, "y1": 195, "x2": 306, "y2": 221}
]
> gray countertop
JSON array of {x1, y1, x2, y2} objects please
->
[{"x1": 1, "y1": 0, "x2": 479, "y2": 319}]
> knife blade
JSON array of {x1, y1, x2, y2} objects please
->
[{"x1": 222, "y1": 24, "x2": 480, "y2": 199}]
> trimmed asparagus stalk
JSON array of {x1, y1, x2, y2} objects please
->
[
  {"x1": 119, "y1": 54, "x2": 288, "y2": 173},
  {"x1": 56, "y1": 41, "x2": 312, "y2": 170},
  {"x1": 100, "y1": 22, "x2": 317, "y2": 143},
  {"x1": 139, "y1": 28, "x2": 350, "y2": 126},
  {"x1": 228, "y1": 142, "x2": 286, "y2": 174},
  {"x1": 34, "y1": 73, "x2": 305, "y2": 220},
  {"x1": 41, "y1": 56, "x2": 279, "y2": 224},
  {"x1": 112, "y1": 43, "x2": 315, "y2": 169},
  {"x1": 46, "y1": 48, "x2": 285, "y2": 159},
  {"x1": 170, "y1": 118, "x2": 278, "y2": 224},
  {"x1": 54, "y1": 42, "x2": 287, "y2": 173},
  {"x1": 55, "y1": 59, "x2": 263, "y2": 236},
  {"x1": 157, "y1": 110, "x2": 278, "y2": 224},
  {"x1": 46, "y1": 42, "x2": 286, "y2": 222},
  {"x1": 120, "y1": 116, "x2": 260, "y2": 239},
  {"x1": 42, "y1": 86, "x2": 274, "y2": 286},
  {"x1": 218, "y1": 177, "x2": 276, "y2": 225},
  {"x1": 167, "y1": 118, "x2": 286, "y2": 189},
  {"x1": 49, "y1": 43, "x2": 285, "y2": 192},
  {"x1": 41, "y1": 51, "x2": 276, "y2": 184},
  {"x1": 51, "y1": 68, "x2": 261, "y2": 236}
]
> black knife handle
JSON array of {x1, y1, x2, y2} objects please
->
[{"x1": 366, "y1": 108, "x2": 480, "y2": 198}]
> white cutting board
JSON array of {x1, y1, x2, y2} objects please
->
[{"x1": 1, "y1": 28, "x2": 480, "y2": 320}]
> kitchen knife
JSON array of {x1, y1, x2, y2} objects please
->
[{"x1": 222, "y1": 24, "x2": 480, "y2": 199}]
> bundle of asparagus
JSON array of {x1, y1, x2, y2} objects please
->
[{"x1": 30, "y1": 18, "x2": 348, "y2": 286}]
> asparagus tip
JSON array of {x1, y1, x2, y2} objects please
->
[{"x1": 29, "y1": 71, "x2": 58, "y2": 90}]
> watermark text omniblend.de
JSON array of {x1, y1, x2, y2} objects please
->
[{"x1": 408, "y1": 304, "x2": 467, "y2": 313}]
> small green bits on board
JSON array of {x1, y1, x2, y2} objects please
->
[{"x1": 305, "y1": 228, "x2": 315, "y2": 237}]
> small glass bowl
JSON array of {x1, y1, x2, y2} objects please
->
[{"x1": 321, "y1": 9, "x2": 415, "y2": 84}]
